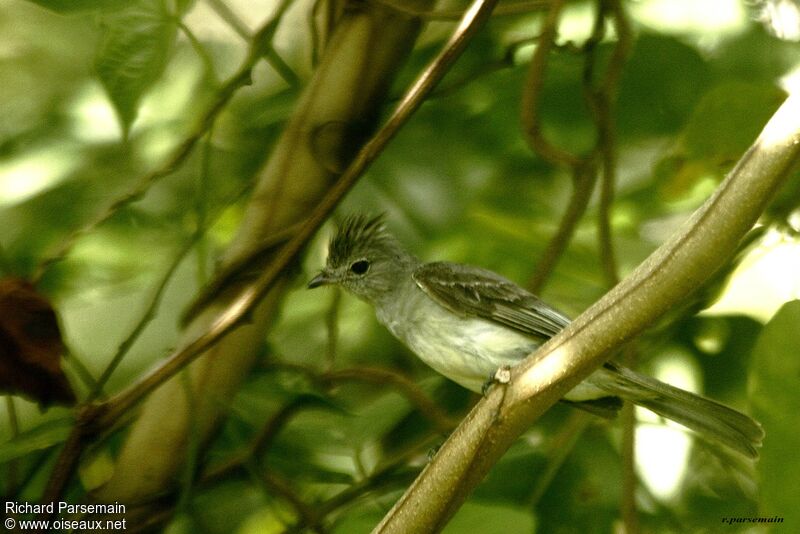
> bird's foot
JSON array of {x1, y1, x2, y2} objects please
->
[{"x1": 481, "y1": 365, "x2": 512, "y2": 396}]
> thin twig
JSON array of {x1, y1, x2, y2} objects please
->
[
  {"x1": 290, "y1": 435, "x2": 434, "y2": 533},
  {"x1": 36, "y1": 5, "x2": 297, "y2": 507},
  {"x1": 374, "y1": 0, "x2": 550, "y2": 20},
  {"x1": 65, "y1": 350, "x2": 99, "y2": 394},
  {"x1": 92, "y1": 0, "x2": 500, "y2": 433},
  {"x1": 205, "y1": 0, "x2": 302, "y2": 87},
  {"x1": 580, "y1": 1, "x2": 636, "y2": 529},
  {"x1": 262, "y1": 360, "x2": 458, "y2": 432},
  {"x1": 322, "y1": 368, "x2": 458, "y2": 432},
  {"x1": 428, "y1": 34, "x2": 538, "y2": 100},
  {"x1": 137, "y1": 413, "x2": 433, "y2": 533},
  {"x1": 88, "y1": 164, "x2": 250, "y2": 400},
  {"x1": 179, "y1": 221, "x2": 302, "y2": 325},
  {"x1": 252, "y1": 464, "x2": 328, "y2": 533},
  {"x1": 88, "y1": 237, "x2": 198, "y2": 401},
  {"x1": 309, "y1": 0, "x2": 324, "y2": 66},
  {"x1": 252, "y1": 397, "x2": 321, "y2": 459},
  {"x1": 315, "y1": 461, "x2": 415, "y2": 518},
  {"x1": 373, "y1": 90, "x2": 800, "y2": 534},
  {"x1": 206, "y1": 0, "x2": 251, "y2": 40},
  {"x1": 186, "y1": 397, "x2": 333, "y2": 495},
  {"x1": 588, "y1": 0, "x2": 632, "y2": 288},
  {"x1": 309, "y1": 0, "x2": 341, "y2": 67},
  {"x1": 229, "y1": 399, "x2": 331, "y2": 533},
  {"x1": 528, "y1": 158, "x2": 598, "y2": 293},
  {"x1": 527, "y1": 410, "x2": 591, "y2": 506},
  {"x1": 12, "y1": 448, "x2": 55, "y2": 498},
  {"x1": 263, "y1": 46, "x2": 300, "y2": 88},
  {"x1": 178, "y1": 20, "x2": 219, "y2": 85},
  {"x1": 30, "y1": 0, "x2": 295, "y2": 285},
  {"x1": 521, "y1": 0, "x2": 600, "y2": 293},
  {"x1": 527, "y1": 0, "x2": 631, "y2": 294},
  {"x1": 600, "y1": 3, "x2": 636, "y2": 531},
  {"x1": 520, "y1": 0, "x2": 581, "y2": 168},
  {"x1": 194, "y1": 127, "x2": 214, "y2": 285},
  {"x1": 39, "y1": 406, "x2": 93, "y2": 517}
]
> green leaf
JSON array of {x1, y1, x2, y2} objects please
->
[
  {"x1": 651, "y1": 82, "x2": 784, "y2": 201},
  {"x1": 94, "y1": 0, "x2": 178, "y2": 135},
  {"x1": 617, "y1": 34, "x2": 711, "y2": 139},
  {"x1": 0, "y1": 416, "x2": 74, "y2": 463},
  {"x1": 752, "y1": 300, "x2": 800, "y2": 526},
  {"x1": 24, "y1": 0, "x2": 130, "y2": 13},
  {"x1": 682, "y1": 82, "x2": 786, "y2": 163},
  {"x1": 444, "y1": 501, "x2": 535, "y2": 534}
]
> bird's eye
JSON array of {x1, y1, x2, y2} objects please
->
[{"x1": 349, "y1": 259, "x2": 370, "y2": 275}]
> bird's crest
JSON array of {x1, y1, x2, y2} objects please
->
[{"x1": 328, "y1": 214, "x2": 394, "y2": 266}]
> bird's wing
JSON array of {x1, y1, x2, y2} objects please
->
[{"x1": 412, "y1": 261, "x2": 571, "y2": 340}]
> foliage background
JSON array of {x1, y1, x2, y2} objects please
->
[{"x1": 1, "y1": 0, "x2": 800, "y2": 532}]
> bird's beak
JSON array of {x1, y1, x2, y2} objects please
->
[{"x1": 307, "y1": 270, "x2": 335, "y2": 289}]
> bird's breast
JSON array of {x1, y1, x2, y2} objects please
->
[{"x1": 376, "y1": 290, "x2": 540, "y2": 393}]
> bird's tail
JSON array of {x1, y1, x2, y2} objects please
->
[{"x1": 599, "y1": 363, "x2": 764, "y2": 458}]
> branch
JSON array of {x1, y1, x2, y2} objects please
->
[
  {"x1": 92, "y1": 0, "x2": 499, "y2": 433},
  {"x1": 90, "y1": 0, "x2": 432, "y2": 508},
  {"x1": 577, "y1": 1, "x2": 637, "y2": 527},
  {"x1": 88, "y1": 237, "x2": 198, "y2": 401},
  {"x1": 586, "y1": 0, "x2": 632, "y2": 288},
  {"x1": 159, "y1": 387, "x2": 434, "y2": 533},
  {"x1": 527, "y1": 158, "x2": 597, "y2": 292},
  {"x1": 523, "y1": 0, "x2": 599, "y2": 292},
  {"x1": 30, "y1": 0, "x2": 295, "y2": 285},
  {"x1": 526, "y1": 410, "x2": 590, "y2": 506},
  {"x1": 36, "y1": 0, "x2": 298, "y2": 508},
  {"x1": 259, "y1": 360, "x2": 458, "y2": 433},
  {"x1": 520, "y1": 0, "x2": 581, "y2": 168},
  {"x1": 374, "y1": 0, "x2": 549, "y2": 20},
  {"x1": 372, "y1": 92, "x2": 800, "y2": 533},
  {"x1": 321, "y1": 368, "x2": 459, "y2": 432}
]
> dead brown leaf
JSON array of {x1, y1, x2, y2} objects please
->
[{"x1": 0, "y1": 277, "x2": 76, "y2": 407}]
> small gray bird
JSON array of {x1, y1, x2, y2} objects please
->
[{"x1": 308, "y1": 214, "x2": 763, "y2": 458}]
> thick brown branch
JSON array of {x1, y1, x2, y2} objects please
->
[{"x1": 373, "y1": 92, "x2": 800, "y2": 534}]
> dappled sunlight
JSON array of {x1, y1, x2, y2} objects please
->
[
  {"x1": 516, "y1": 344, "x2": 575, "y2": 400},
  {"x1": 758, "y1": 0, "x2": 800, "y2": 41},
  {"x1": 631, "y1": 0, "x2": 747, "y2": 38},
  {"x1": 781, "y1": 63, "x2": 800, "y2": 94},
  {"x1": 705, "y1": 227, "x2": 800, "y2": 322},
  {"x1": 755, "y1": 90, "x2": 800, "y2": 150},
  {"x1": 69, "y1": 83, "x2": 123, "y2": 143},
  {"x1": 635, "y1": 354, "x2": 698, "y2": 500},
  {"x1": 0, "y1": 0, "x2": 795, "y2": 530},
  {"x1": 0, "y1": 145, "x2": 80, "y2": 207}
]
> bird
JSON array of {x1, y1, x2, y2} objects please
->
[{"x1": 308, "y1": 214, "x2": 764, "y2": 458}]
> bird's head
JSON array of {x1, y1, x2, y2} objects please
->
[{"x1": 308, "y1": 214, "x2": 413, "y2": 303}]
